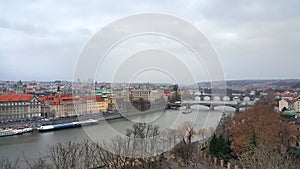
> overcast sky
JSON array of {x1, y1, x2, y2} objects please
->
[{"x1": 0, "y1": 0, "x2": 299, "y2": 82}]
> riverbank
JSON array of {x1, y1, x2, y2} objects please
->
[
  {"x1": 0, "y1": 106, "x2": 167, "y2": 130},
  {"x1": 0, "y1": 112, "x2": 120, "y2": 129}
]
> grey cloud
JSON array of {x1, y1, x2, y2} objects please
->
[
  {"x1": 0, "y1": 0, "x2": 299, "y2": 81},
  {"x1": 0, "y1": 18, "x2": 49, "y2": 35}
]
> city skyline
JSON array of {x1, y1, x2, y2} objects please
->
[{"x1": 1, "y1": 0, "x2": 300, "y2": 81}]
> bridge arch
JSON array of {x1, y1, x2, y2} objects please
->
[
  {"x1": 214, "y1": 105, "x2": 236, "y2": 111},
  {"x1": 190, "y1": 104, "x2": 210, "y2": 110},
  {"x1": 233, "y1": 96, "x2": 241, "y2": 102},
  {"x1": 213, "y1": 96, "x2": 221, "y2": 101},
  {"x1": 194, "y1": 96, "x2": 201, "y2": 101},
  {"x1": 203, "y1": 96, "x2": 211, "y2": 101},
  {"x1": 223, "y1": 96, "x2": 230, "y2": 101},
  {"x1": 243, "y1": 96, "x2": 250, "y2": 101}
]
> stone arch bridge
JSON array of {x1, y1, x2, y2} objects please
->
[
  {"x1": 190, "y1": 94, "x2": 257, "y2": 102},
  {"x1": 167, "y1": 100, "x2": 256, "y2": 112}
]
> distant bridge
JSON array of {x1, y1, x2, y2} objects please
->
[
  {"x1": 167, "y1": 100, "x2": 256, "y2": 112},
  {"x1": 189, "y1": 94, "x2": 257, "y2": 102}
]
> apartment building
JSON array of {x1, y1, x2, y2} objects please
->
[
  {"x1": 0, "y1": 94, "x2": 41, "y2": 121},
  {"x1": 294, "y1": 100, "x2": 300, "y2": 113}
]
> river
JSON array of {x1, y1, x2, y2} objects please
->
[{"x1": 0, "y1": 106, "x2": 235, "y2": 166}]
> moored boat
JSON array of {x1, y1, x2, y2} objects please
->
[
  {"x1": 0, "y1": 129, "x2": 15, "y2": 137},
  {"x1": 37, "y1": 119, "x2": 98, "y2": 132},
  {"x1": 0, "y1": 127, "x2": 33, "y2": 137},
  {"x1": 182, "y1": 109, "x2": 192, "y2": 114},
  {"x1": 78, "y1": 119, "x2": 98, "y2": 126},
  {"x1": 21, "y1": 127, "x2": 33, "y2": 133}
]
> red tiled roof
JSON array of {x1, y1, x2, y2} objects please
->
[
  {"x1": 281, "y1": 99, "x2": 297, "y2": 103},
  {"x1": 38, "y1": 96, "x2": 55, "y2": 102},
  {"x1": 52, "y1": 99, "x2": 60, "y2": 104},
  {"x1": 288, "y1": 99, "x2": 297, "y2": 103},
  {"x1": 0, "y1": 94, "x2": 33, "y2": 102},
  {"x1": 85, "y1": 96, "x2": 96, "y2": 100},
  {"x1": 50, "y1": 95, "x2": 83, "y2": 105},
  {"x1": 96, "y1": 96, "x2": 104, "y2": 102},
  {"x1": 60, "y1": 96, "x2": 78, "y2": 101},
  {"x1": 60, "y1": 94, "x2": 72, "y2": 97}
]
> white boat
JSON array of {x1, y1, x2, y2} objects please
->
[
  {"x1": 37, "y1": 125, "x2": 55, "y2": 131},
  {"x1": 0, "y1": 127, "x2": 34, "y2": 137},
  {"x1": 21, "y1": 127, "x2": 33, "y2": 133},
  {"x1": 12, "y1": 129, "x2": 23, "y2": 135},
  {"x1": 78, "y1": 119, "x2": 98, "y2": 126},
  {"x1": 0, "y1": 129, "x2": 15, "y2": 137},
  {"x1": 182, "y1": 109, "x2": 192, "y2": 114},
  {"x1": 38, "y1": 119, "x2": 99, "y2": 132}
]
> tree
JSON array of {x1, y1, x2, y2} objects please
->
[
  {"x1": 0, "y1": 157, "x2": 19, "y2": 169},
  {"x1": 209, "y1": 134, "x2": 231, "y2": 161},
  {"x1": 209, "y1": 134, "x2": 218, "y2": 155},
  {"x1": 198, "y1": 128, "x2": 208, "y2": 141},
  {"x1": 126, "y1": 123, "x2": 159, "y2": 138},
  {"x1": 172, "y1": 142, "x2": 195, "y2": 165},
  {"x1": 228, "y1": 104, "x2": 298, "y2": 156},
  {"x1": 177, "y1": 121, "x2": 196, "y2": 145},
  {"x1": 238, "y1": 148, "x2": 300, "y2": 169}
]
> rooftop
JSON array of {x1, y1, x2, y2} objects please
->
[
  {"x1": 0, "y1": 94, "x2": 34, "y2": 102},
  {"x1": 282, "y1": 110, "x2": 297, "y2": 116}
]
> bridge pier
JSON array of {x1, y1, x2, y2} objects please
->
[
  {"x1": 209, "y1": 105, "x2": 214, "y2": 111},
  {"x1": 235, "y1": 106, "x2": 240, "y2": 113}
]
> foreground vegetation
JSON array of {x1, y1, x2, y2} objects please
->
[{"x1": 208, "y1": 101, "x2": 300, "y2": 169}]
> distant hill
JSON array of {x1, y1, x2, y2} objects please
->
[
  {"x1": 198, "y1": 79, "x2": 300, "y2": 88},
  {"x1": 292, "y1": 82, "x2": 300, "y2": 88}
]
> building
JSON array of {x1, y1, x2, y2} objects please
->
[
  {"x1": 96, "y1": 96, "x2": 109, "y2": 111},
  {"x1": 0, "y1": 94, "x2": 41, "y2": 121},
  {"x1": 107, "y1": 97, "x2": 116, "y2": 111},
  {"x1": 130, "y1": 90, "x2": 151, "y2": 101},
  {"x1": 38, "y1": 94, "x2": 111, "y2": 117},
  {"x1": 85, "y1": 96, "x2": 98, "y2": 113},
  {"x1": 50, "y1": 96, "x2": 86, "y2": 117},
  {"x1": 294, "y1": 100, "x2": 300, "y2": 113},
  {"x1": 39, "y1": 95, "x2": 58, "y2": 117},
  {"x1": 282, "y1": 110, "x2": 297, "y2": 116},
  {"x1": 150, "y1": 90, "x2": 164, "y2": 102},
  {"x1": 279, "y1": 99, "x2": 293, "y2": 111},
  {"x1": 41, "y1": 105, "x2": 52, "y2": 117}
]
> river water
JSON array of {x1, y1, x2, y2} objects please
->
[{"x1": 0, "y1": 106, "x2": 235, "y2": 165}]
